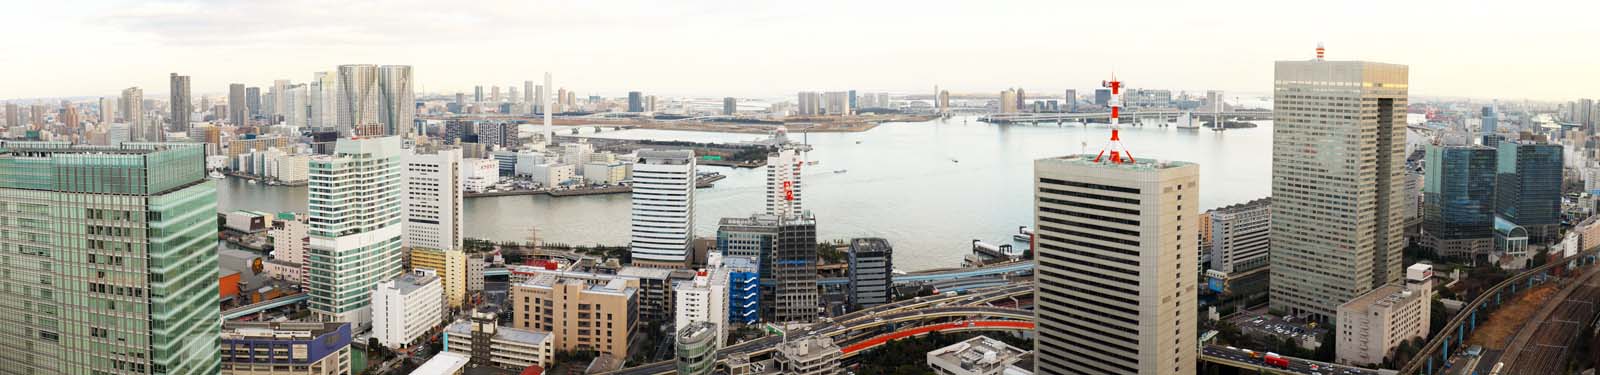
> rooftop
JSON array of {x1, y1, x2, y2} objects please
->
[
  {"x1": 221, "y1": 321, "x2": 348, "y2": 340},
  {"x1": 381, "y1": 269, "x2": 440, "y2": 295},
  {"x1": 1340, "y1": 283, "x2": 1422, "y2": 313},
  {"x1": 927, "y1": 335, "x2": 1030, "y2": 374},
  {"x1": 444, "y1": 320, "x2": 550, "y2": 345},
  {"x1": 412, "y1": 352, "x2": 471, "y2": 375},
  {"x1": 1038, "y1": 154, "x2": 1195, "y2": 171},
  {"x1": 617, "y1": 266, "x2": 676, "y2": 280}
]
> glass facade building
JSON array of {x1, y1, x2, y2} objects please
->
[
  {"x1": 1495, "y1": 142, "x2": 1563, "y2": 243},
  {"x1": 1421, "y1": 145, "x2": 1498, "y2": 259},
  {"x1": 0, "y1": 141, "x2": 220, "y2": 375}
]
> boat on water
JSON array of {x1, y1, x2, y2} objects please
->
[
  {"x1": 951, "y1": 158, "x2": 960, "y2": 163},
  {"x1": 833, "y1": 169, "x2": 847, "y2": 174},
  {"x1": 246, "y1": 179, "x2": 258, "y2": 184},
  {"x1": 855, "y1": 140, "x2": 862, "y2": 144},
  {"x1": 208, "y1": 171, "x2": 224, "y2": 179}
]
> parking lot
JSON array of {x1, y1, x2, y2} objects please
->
[{"x1": 1229, "y1": 308, "x2": 1328, "y2": 347}]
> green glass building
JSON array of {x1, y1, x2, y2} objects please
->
[{"x1": 0, "y1": 141, "x2": 219, "y2": 375}]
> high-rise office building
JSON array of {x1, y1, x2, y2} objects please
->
[
  {"x1": 523, "y1": 81, "x2": 535, "y2": 111},
  {"x1": 284, "y1": 83, "x2": 309, "y2": 128},
  {"x1": 337, "y1": 64, "x2": 381, "y2": 136},
  {"x1": 410, "y1": 247, "x2": 467, "y2": 309},
  {"x1": 1481, "y1": 106, "x2": 1497, "y2": 134},
  {"x1": 5, "y1": 103, "x2": 20, "y2": 127},
  {"x1": 477, "y1": 122, "x2": 520, "y2": 150},
  {"x1": 1033, "y1": 154, "x2": 1198, "y2": 375},
  {"x1": 229, "y1": 83, "x2": 248, "y2": 125},
  {"x1": 1207, "y1": 198, "x2": 1272, "y2": 274},
  {"x1": 716, "y1": 214, "x2": 779, "y2": 319},
  {"x1": 490, "y1": 86, "x2": 500, "y2": 103},
  {"x1": 631, "y1": 150, "x2": 697, "y2": 267},
  {"x1": 121, "y1": 87, "x2": 144, "y2": 140},
  {"x1": 723, "y1": 97, "x2": 737, "y2": 115},
  {"x1": 1064, "y1": 89, "x2": 1077, "y2": 112},
  {"x1": 378, "y1": 65, "x2": 414, "y2": 137},
  {"x1": 246, "y1": 87, "x2": 262, "y2": 117},
  {"x1": 773, "y1": 213, "x2": 818, "y2": 322},
  {"x1": 307, "y1": 136, "x2": 405, "y2": 326},
  {"x1": 847, "y1": 238, "x2": 892, "y2": 309},
  {"x1": 271, "y1": 79, "x2": 290, "y2": 117},
  {"x1": 170, "y1": 73, "x2": 191, "y2": 132},
  {"x1": 1015, "y1": 88, "x2": 1026, "y2": 112},
  {"x1": 404, "y1": 147, "x2": 464, "y2": 251},
  {"x1": 674, "y1": 254, "x2": 730, "y2": 343},
  {"x1": 474, "y1": 86, "x2": 484, "y2": 103},
  {"x1": 1421, "y1": 145, "x2": 1497, "y2": 259},
  {"x1": 766, "y1": 146, "x2": 803, "y2": 218},
  {"x1": 31, "y1": 105, "x2": 46, "y2": 127},
  {"x1": 1495, "y1": 141, "x2": 1564, "y2": 243},
  {"x1": 310, "y1": 71, "x2": 338, "y2": 130},
  {"x1": 0, "y1": 142, "x2": 220, "y2": 375},
  {"x1": 628, "y1": 91, "x2": 645, "y2": 112},
  {"x1": 797, "y1": 92, "x2": 822, "y2": 116},
  {"x1": 1270, "y1": 56, "x2": 1408, "y2": 322},
  {"x1": 98, "y1": 96, "x2": 115, "y2": 124},
  {"x1": 1093, "y1": 88, "x2": 1111, "y2": 106}
]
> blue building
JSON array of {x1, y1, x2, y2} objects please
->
[
  {"x1": 724, "y1": 256, "x2": 761, "y2": 325},
  {"x1": 847, "y1": 238, "x2": 894, "y2": 309},
  {"x1": 1495, "y1": 141, "x2": 1564, "y2": 243},
  {"x1": 1422, "y1": 145, "x2": 1497, "y2": 260},
  {"x1": 221, "y1": 322, "x2": 353, "y2": 374},
  {"x1": 1482, "y1": 106, "x2": 1497, "y2": 134}
]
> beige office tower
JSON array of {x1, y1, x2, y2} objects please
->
[
  {"x1": 1032, "y1": 155, "x2": 1198, "y2": 375},
  {"x1": 1270, "y1": 56, "x2": 1408, "y2": 323}
]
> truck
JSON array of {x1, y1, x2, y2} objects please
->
[{"x1": 1263, "y1": 353, "x2": 1289, "y2": 368}]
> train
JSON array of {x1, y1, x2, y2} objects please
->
[{"x1": 1488, "y1": 362, "x2": 1505, "y2": 375}]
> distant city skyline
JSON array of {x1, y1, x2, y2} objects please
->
[{"x1": 1, "y1": 0, "x2": 1596, "y2": 101}]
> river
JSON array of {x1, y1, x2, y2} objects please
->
[{"x1": 216, "y1": 116, "x2": 1274, "y2": 271}]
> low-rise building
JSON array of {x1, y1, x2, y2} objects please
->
[
  {"x1": 443, "y1": 307, "x2": 553, "y2": 371},
  {"x1": 774, "y1": 336, "x2": 842, "y2": 375},
  {"x1": 1335, "y1": 264, "x2": 1434, "y2": 366},
  {"x1": 511, "y1": 271, "x2": 639, "y2": 357},
  {"x1": 676, "y1": 321, "x2": 720, "y2": 375},
  {"x1": 926, "y1": 336, "x2": 1031, "y2": 375},
  {"x1": 372, "y1": 270, "x2": 444, "y2": 349},
  {"x1": 220, "y1": 321, "x2": 352, "y2": 375},
  {"x1": 413, "y1": 352, "x2": 471, "y2": 375},
  {"x1": 1207, "y1": 198, "x2": 1271, "y2": 274},
  {"x1": 462, "y1": 158, "x2": 500, "y2": 193},
  {"x1": 618, "y1": 266, "x2": 694, "y2": 324},
  {"x1": 524, "y1": 162, "x2": 575, "y2": 187},
  {"x1": 583, "y1": 161, "x2": 629, "y2": 185}
]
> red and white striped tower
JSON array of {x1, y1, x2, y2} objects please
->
[
  {"x1": 1316, "y1": 42, "x2": 1325, "y2": 61},
  {"x1": 1093, "y1": 75, "x2": 1136, "y2": 164}
]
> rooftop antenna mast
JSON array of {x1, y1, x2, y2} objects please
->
[{"x1": 1093, "y1": 75, "x2": 1135, "y2": 164}]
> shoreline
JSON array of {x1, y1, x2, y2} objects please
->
[{"x1": 464, "y1": 174, "x2": 726, "y2": 199}]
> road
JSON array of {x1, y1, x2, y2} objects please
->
[{"x1": 1203, "y1": 345, "x2": 1384, "y2": 375}]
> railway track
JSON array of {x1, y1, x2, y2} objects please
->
[{"x1": 1499, "y1": 269, "x2": 1600, "y2": 374}]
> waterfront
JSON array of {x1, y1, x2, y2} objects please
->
[{"x1": 217, "y1": 116, "x2": 1274, "y2": 271}]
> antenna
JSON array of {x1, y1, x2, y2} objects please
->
[
  {"x1": 1316, "y1": 42, "x2": 1325, "y2": 61},
  {"x1": 1092, "y1": 75, "x2": 1135, "y2": 164}
]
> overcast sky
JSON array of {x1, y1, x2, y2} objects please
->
[{"x1": 3, "y1": 0, "x2": 1595, "y2": 101}]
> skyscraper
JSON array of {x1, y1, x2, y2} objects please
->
[
  {"x1": 169, "y1": 73, "x2": 191, "y2": 132},
  {"x1": 1495, "y1": 141, "x2": 1563, "y2": 243},
  {"x1": 999, "y1": 89, "x2": 1018, "y2": 113},
  {"x1": 1033, "y1": 154, "x2": 1198, "y2": 375},
  {"x1": 723, "y1": 97, "x2": 737, "y2": 115},
  {"x1": 1482, "y1": 106, "x2": 1497, "y2": 134},
  {"x1": 285, "y1": 84, "x2": 309, "y2": 128},
  {"x1": 98, "y1": 97, "x2": 115, "y2": 124},
  {"x1": 628, "y1": 91, "x2": 644, "y2": 112},
  {"x1": 1421, "y1": 145, "x2": 1497, "y2": 260},
  {"x1": 846, "y1": 238, "x2": 892, "y2": 309},
  {"x1": 1015, "y1": 88, "x2": 1026, "y2": 113},
  {"x1": 308, "y1": 137, "x2": 404, "y2": 326},
  {"x1": 310, "y1": 71, "x2": 338, "y2": 130},
  {"x1": 773, "y1": 213, "x2": 818, "y2": 322},
  {"x1": 337, "y1": 64, "x2": 380, "y2": 136},
  {"x1": 1270, "y1": 55, "x2": 1408, "y2": 322},
  {"x1": 474, "y1": 86, "x2": 484, "y2": 103},
  {"x1": 523, "y1": 80, "x2": 535, "y2": 113},
  {"x1": 271, "y1": 79, "x2": 290, "y2": 117},
  {"x1": 121, "y1": 87, "x2": 144, "y2": 140},
  {"x1": 823, "y1": 92, "x2": 850, "y2": 116},
  {"x1": 766, "y1": 146, "x2": 803, "y2": 218},
  {"x1": 403, "y1": 147, "x2": 464, "y2": 251},
  {"x1": 0, "y1": 142, "x2": 220, "y2": 375},
  {"x1": 5, "y1": 103, "x2": 19, "y2": 127},
  {"x1": 246, "y1": 87, "x2": 262, "y2": 117},
  {"x1": 1064, "y1": 89, "x2": 1077, "y2": 112},
  {"x1": 630, "y1": 150, "x2": 697, "y2": 267},
  {"x1": 229, "y1": 83, "x2": 248, "y2": 125},
  {"x1": 378, "y1": 65, "x2": 414, "y2": 137}
]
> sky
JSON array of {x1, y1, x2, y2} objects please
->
[{"x1": 3, "y1": 0, "x2": 1598, "y2": 101}]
